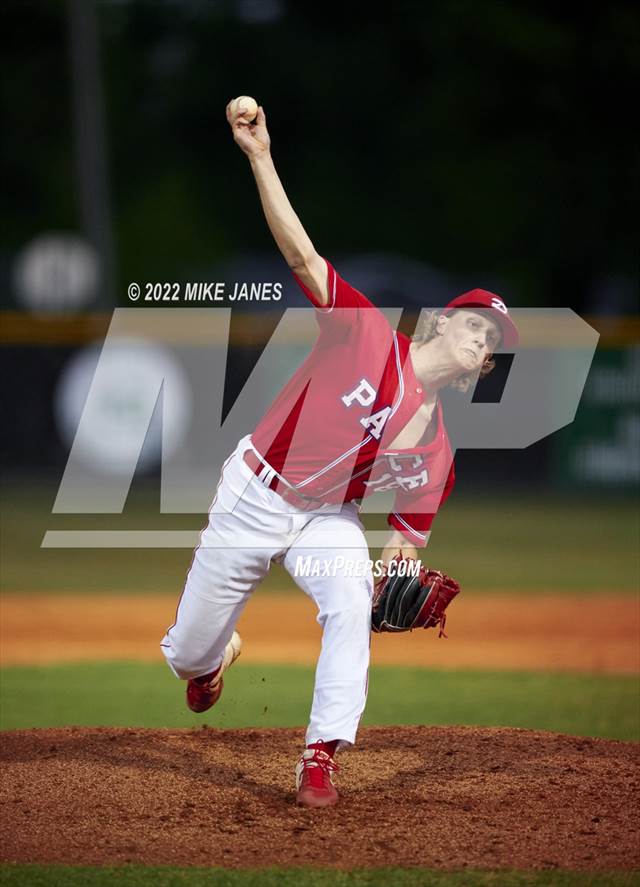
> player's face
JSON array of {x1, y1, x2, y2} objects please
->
[{"x1": 440, "y1": 310, "x2": 501, "y2": 371}]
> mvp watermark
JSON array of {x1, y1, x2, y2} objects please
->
[{"x1": 43, "y1": 306, "x2": 599, "y2": 549}]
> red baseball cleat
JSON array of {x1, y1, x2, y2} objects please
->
[
  {"x1": 186, "y1": 631, "x2": 242, "y2": 713},
  {"x1": 295, "y1": 746, "x2": 339, "y2": 807}
]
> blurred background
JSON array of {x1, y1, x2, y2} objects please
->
[
  {"x1": 2, "y1": 0, "x2": 638, "y2": 484},
  {"x1": 0, "y1": 1, "x2": 638, "y2": 740}
]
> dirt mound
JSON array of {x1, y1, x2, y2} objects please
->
[{"x1": 1, "y1": 726, "x2": 638, "y2": 870}]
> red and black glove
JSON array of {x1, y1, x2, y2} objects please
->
[{"x1": 371, "y1": 556, "x2": 461, "y2": 636}]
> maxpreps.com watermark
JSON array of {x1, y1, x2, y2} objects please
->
[
  {"x1": 127, "y1": 281, "x2": 282, "y2": 302},
  {"x1": 294, "y1": 556, "x2": 423, "y2": 579}
]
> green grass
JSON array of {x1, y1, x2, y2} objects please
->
[
  {"x1": 0, "y1": 865, "x2": 638, "y2": 887},
  {"x1": 413, "y1": 494, "x2": 639, "y2": 593},
  {"x1": 1, "y1": 483, "x2": 638, "y2": 594},
  {"x1": 1, "y1": 662, "x2": 637, "y2": 740}
]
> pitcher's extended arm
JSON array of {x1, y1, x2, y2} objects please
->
[{"x1": 226, "y1": 101, "x2": 329, "y2": 305}]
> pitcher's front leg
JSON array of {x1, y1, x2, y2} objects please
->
[{"x1": 284, "y1": 516, "x2": 373, "y2": 748}]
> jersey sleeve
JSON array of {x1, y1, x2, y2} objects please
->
[
  {"x1": 291, "y1": 258, "x2": 375, "y2": 331},
  {"x1": 387, "y1": 463, "x2": 456, "y2": 547}
]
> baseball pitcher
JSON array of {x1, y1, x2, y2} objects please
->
[{"x1": 160, "y1": 99, "x2": 519, "y2": 808}]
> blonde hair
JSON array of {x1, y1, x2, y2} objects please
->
[{"x1": 412, "y1": 310, "x2": 496, "y2": 393}]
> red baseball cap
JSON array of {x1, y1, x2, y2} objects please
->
[{"x1": 442, "y1": 289, "x2": 519, "y2": 349}]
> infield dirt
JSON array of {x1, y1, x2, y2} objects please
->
[
  {"x1": 2, "y1": 591, "x2": 639, "y2": 673},
  {"x1": 1, "y1": 725, "x2": 638, "y2": 870}
]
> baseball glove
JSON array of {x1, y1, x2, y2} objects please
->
[{"x1": 371, "y1": 556, "x2": 461, "y2": 636}]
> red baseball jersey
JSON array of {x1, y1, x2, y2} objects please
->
[{"x1": 250, "y1": 258, "x2": 455, "y2": 545}]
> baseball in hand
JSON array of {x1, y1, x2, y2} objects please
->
[{"x1": 230, "y1": 95, "x2": 258, "y2": 122}]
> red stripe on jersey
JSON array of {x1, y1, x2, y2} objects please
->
[{"x1": 251, "y1": 259, "x2": 455, "y2": 544}]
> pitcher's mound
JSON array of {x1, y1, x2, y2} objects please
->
[{"x1": 1, "y1": 725, "x2": 637, "y2": 870}]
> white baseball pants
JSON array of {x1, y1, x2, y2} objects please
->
[{"x1": 160, "y1": 435, "x2": 373, "y2": 747}]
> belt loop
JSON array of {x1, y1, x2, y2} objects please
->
[{"x1": 243, "y1": 448, "x2": 324, "y2": 511}]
